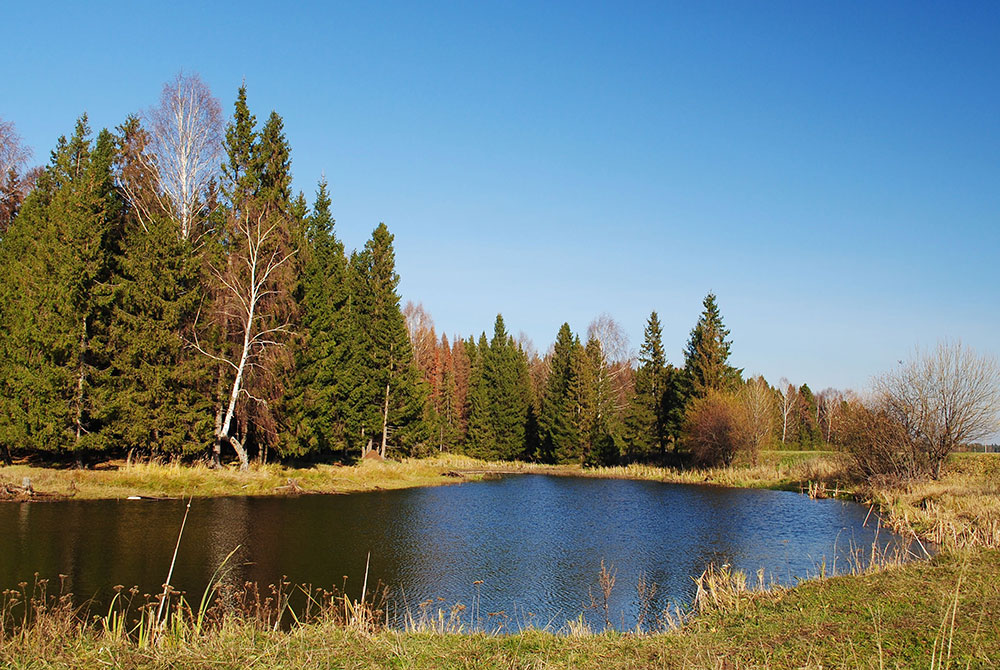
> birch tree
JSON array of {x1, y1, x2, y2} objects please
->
[
  {"x1": 816, "y1": 388, "x2": 845, "y2": 443},
  {"x1": 195, "y1": 207, "x2": 296, "y2": 469},
  {"x1": 738, "y1": 376, "x2": 775, "y2": 460},
  {"x1": 141, "y1": 72, "x2": 223, "y2": 241},
  {"x1": 0, "y1": 117, "x2": 32, "y2": 231},
  {"x1": 778, "y1": 379, "x2": 798, "y2": 444},
  {"x1": 587, "y1": 313, "x2": 634, "y2": 413}
]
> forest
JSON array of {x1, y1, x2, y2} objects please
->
[{"x1": 0, "y1": 73, "x2": 842, "y2": 470}]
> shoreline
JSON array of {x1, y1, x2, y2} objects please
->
[
  {"x1": 0, "y1": 450, "x2": 842, "y2": 502},
  {"x1": 3, "y1": 451, "x2": 999, "y2": 667}
]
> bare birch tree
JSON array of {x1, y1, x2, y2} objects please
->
[
  {"x1": 141, "y1": 72, "x2": 223, "y2": 241},
  {"x1": 403, "y1": 300, "x2": 438, "y2": 373},
  {"x1": 739, "y1": 376, "x2": 775, "y2": 460},
  {"x1": 816, "y1": 387, "x2": 845, "y2": 443},
  {"x1": 875, "y1": 341, "x2": 1000, "y2": 479},
  {"x1": 778, "y1": 379, "x2": 798, "y2": 444},
  {"x1": 587, "y1": 313, "x2": 635, "y2": 413},
  {"x1": 0, "y1": 118, "x2": 30, "y2": 177},
  {"x1": 193, "y1": 208, "x2": 296, "y2": 469},
  {"x1": 0, "y1": 117, "x2": 32, "y2": 230}
]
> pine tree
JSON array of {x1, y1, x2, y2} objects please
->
[{"x1": 684, "y1": 293, "x2": 741, "y2": 397}]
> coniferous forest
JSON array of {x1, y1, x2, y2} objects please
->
[{"x1": 0, "y1": 75, "x2": 841, "y2": 470}]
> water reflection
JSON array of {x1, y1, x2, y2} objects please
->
[{"x1": 0, "y1": 474, "x2": 911, "y2": 629}]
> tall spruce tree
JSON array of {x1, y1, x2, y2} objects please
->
[
  {"x1": 585, "y1": 336, "x2": 622, "y2": 466},
  {"x1": 344, "y1": 223, "x2": 426, "y2": 456},
  {"x1": 464, "y1": 333, "x2": 495, "y2": 456},
  {"x1": 623, "y1": 311, "x2": 668, "y2": 461},
  {"x1": 256, "y1": 111, "x2": 293, "y2": 211},
  {"x1": 205, "y1": 86, "x2": 300, "y2": 468},
  {"x1": 464, "y1": 315, "x2": 531, "y2": 460},
  {"x1": 0, "y1": 117, "x2": 124, "y2": 461},
  {"x1": 684, "y1": 293, "x2": 741, "y2": 397},
  {"x1": 539, "y1": 323, "x2": 586, "y2": 464},
  {"x1": 105, "y1": 214, "x2": 213, "y2": 455},
  {"x1": 102, "y1": 117, "x2": 214, "y2": 456},
  {"x1": 283, "y1": 179, "x2": 350, "y2": 455},
  {"x1": 795, "y1": 383, "x2": 823, "y2": 449},
  {"x1": 221, "y1": 84, "x2": 258, "y2": 207}
]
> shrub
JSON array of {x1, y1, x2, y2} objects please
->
[{"x1": 683, "y1": 390, "x2": 747, "y2": 467}]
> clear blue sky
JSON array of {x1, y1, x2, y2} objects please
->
[{"x1": 6, "y1": 1, "x2": 999, "y2": 395}]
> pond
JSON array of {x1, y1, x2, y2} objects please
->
[{"x1": 0, "y1": 474, "x2": 912, "y2": 630}]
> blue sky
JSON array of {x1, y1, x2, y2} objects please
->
[{"x1": 5, "y1": 1, "x2": 999, "y2": 394}]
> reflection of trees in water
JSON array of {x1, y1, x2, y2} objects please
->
[
  {"x1": 198, "y1": 498, "x2": 253, "y2": 598},
  {"x1": 1, "y1": 477, "x2": 918, "y2": 631}
]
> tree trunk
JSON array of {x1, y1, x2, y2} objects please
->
[
  {"x1": 216, "y1": 296, "x2": 255, "y2": 472},
  {"x1": 74, "y1": 316, "x2": 87, "y2": 452},
  {"x1": 1, "y1": 443, "x2": 12, "y2": 466},
  {"x1": 380, "y1": 381, "x2": 391, "y2": 458},
  {"x1": 211, "y1": 367, "x2": 226, "y2": 467}
]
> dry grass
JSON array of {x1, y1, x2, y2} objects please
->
[
  {"x1": 2, "y1": 549, "x2": 997, "y2": 669},
  {"x1": 0, "y1": 455, "x2": 488, "y2": 501},
  {"x1": 860, "y1": 453, "x2": 1000, "y2": 550}
]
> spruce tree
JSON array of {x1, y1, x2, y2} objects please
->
[
  {"x1": 105, "y1": 214, "x2": 214, "y2": 455},
  {"x1": 0, "y1": 117, "x2": 124, "y2": 461},
  {"x1": 344, "y1": 223, "x2": 426, "y2": 456},
  {"x1": 206, "y1": 86, "x2": 300, "y2": 467},
  {"x1": 623, "y1": 311, "x2": 668, "y2": 461},
  {"x1": 221, "y1": 84, "x2": 258, "y2": 206},
  {"x1": 283, "y1": 179, "x2": 350, "y2": 456},
  {"x1": 256, "y1": 111, "x2": 292, "y2": 211},
  {"x1": 684, "y1": 293, "x2": 742, "y2": 397},
  {"x1": 464, "y1": 315, "x2": 531, "y2": 460},
  {"x1": 585, "y1": 336, "x2": 622, "y2": 466},
  {"x1": 539, "y1": 323, "x2": 584, "y2": 464},
  {"x1": 465, "y1": 333, "x2": 496, "y2": 457},
  {"x1": 795, "y1": 384, "x2": 823, "y2": 449}
]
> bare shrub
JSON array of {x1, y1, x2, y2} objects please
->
[
  {"x1": 738, "y1": 376, "x2": 775, "y2": 463},
  {"x1": 838, "y1": 341, "x2": 1000, "y2": 481},
  {"x1": 876, "y1": 341, "x2": 1000, "y2": 479},
  {"x1": 836, "y1": 399, "x2": 922, "y2": 482},
  {"x1": 684, "y1": 390, "x2": 747, "y2": 466}
]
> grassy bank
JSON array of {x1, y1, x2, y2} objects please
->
[
  {"x1": 4, "y1": 451, "x2": 1000, "y2": 667},
  {"x1": 0, "y1": 455, "x2": 484, "y2": 501},
  {"x1": 2, "y1": 548, "x2": 997, "y2": 668},
  {"x1": 4, "y1": 450, "x2": 997, "y2": 551},
  {"x1": 0, "y1": 450, "x2": 836, "y2": 502}
]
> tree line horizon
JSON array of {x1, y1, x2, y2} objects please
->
[{"x1": 0, "y1": 73, "x2": 882, "y2": 470}]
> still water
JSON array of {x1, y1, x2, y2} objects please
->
[{"x1": 1, "y1": 475, "x2": 909, "y2": 629}]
